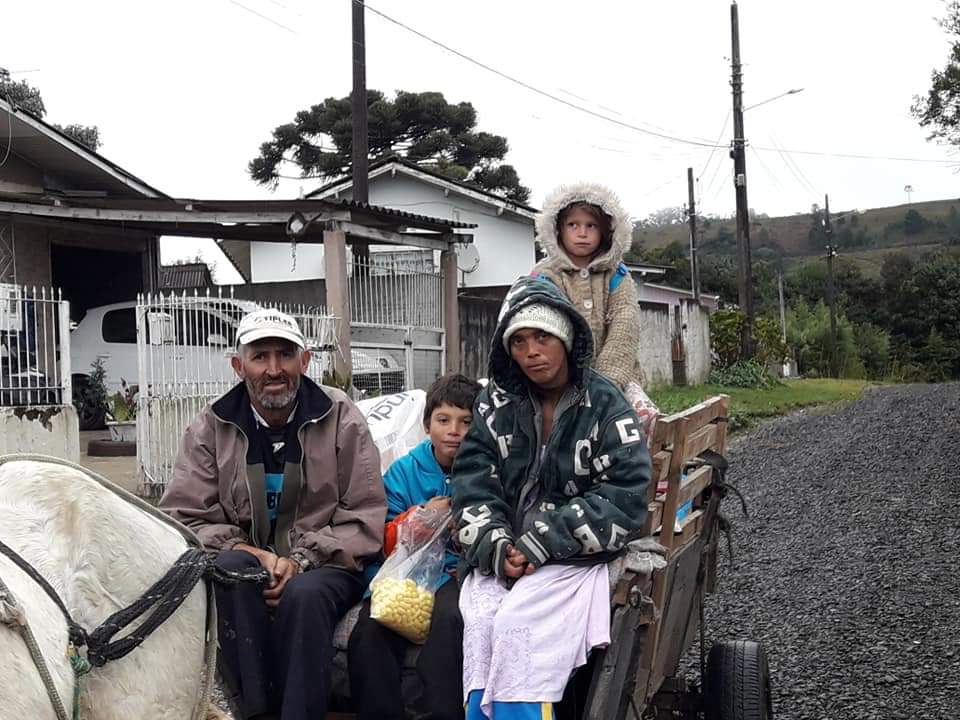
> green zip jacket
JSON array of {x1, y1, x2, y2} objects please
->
[{"x1": 451, "y1": 276, "x2": 651, "y2": 578}]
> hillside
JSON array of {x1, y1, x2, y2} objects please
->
[{"x1": 633, "y1": 197, "x2": 960, "y2": 275}]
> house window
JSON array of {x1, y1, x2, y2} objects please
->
[{"x1": 102, "y1": 308, "x2": 137, "y2": 344}]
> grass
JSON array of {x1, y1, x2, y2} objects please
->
[{"x1": 647, "y1": 378, "x2": 868, "y2": 431}]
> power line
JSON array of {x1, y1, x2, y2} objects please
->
[
  {"x1": 749, "y1": 145, "x2": 786, "y2": 193},
  {"x1": 769, "y1": 136, "x2": 819, "y2": 198},
  {"x1": 231, "y1": 0, "x2": 960, "y2": 171},
  {"x1": 226, "y1": 0, "x2": 297, "y2": 34},
  {"x1": 753, "y1": 144, "x2": 957, "y2": 165},
  {"x1": 359, "y1": 0, "x2": 719, "y2": 149},
  {"x1": 697, "y1": 110, "x2": 731, "y2": 181}
]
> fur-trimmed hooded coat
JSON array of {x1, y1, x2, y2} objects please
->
[{"x1": 532, "y1": 182, "x2": 640, "y2": 389}]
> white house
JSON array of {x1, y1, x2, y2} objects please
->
[{"x1": 242, "y1": 157, "x2": 538, "y2": 289}]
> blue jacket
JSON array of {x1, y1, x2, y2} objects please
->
[{"x1": 366, "y1": 438, "x2": 457, "y2": 587}]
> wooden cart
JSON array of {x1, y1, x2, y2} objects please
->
[
  {"x1": 576, "y1": 394, "x2": 773, "y2": 720},
  {"x1": 236, "y1": 395, "x2": 774, "y2": 719}
]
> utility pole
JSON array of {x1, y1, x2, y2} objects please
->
[
  {"x1": 777, "y1": 268, "x2": 786, "y2": 344},
  {"x1": 351, "y1": 0, "x2": 369, "y2": 202},
  {"x1": 824, "y1": 194, "x2": 839, "y2": 378},
  {"x1": 687, "y1": 167, "x2": 700, "y2": 302},
  {"x1": 730, "y1": 1, "x2": 754, "y2": 357},
  {"x1": 351, "y1": 0, "x2": 369, "y2": 261}
]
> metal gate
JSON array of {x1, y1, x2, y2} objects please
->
[
  {"x1": 136, "y1": 289, "x2": 338, "y2": 497},
  {"x1": 348, "y1": 253, "x2": 445, "y2": 398}
]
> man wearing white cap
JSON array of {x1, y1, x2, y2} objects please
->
[{"x1": 161, "y1": 308, "x2": 386, "y2": 720}]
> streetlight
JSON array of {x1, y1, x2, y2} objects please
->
[
  {"x1": 744, "y1": 87, "x2": 805, "y2": 112},
  {"x1": 904, "y1": 184, "x2": 914, "y2": 206}
]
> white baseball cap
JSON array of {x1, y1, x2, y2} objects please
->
[{"x1": 236, "y1": 309, "x2": 306, "y2": 350}]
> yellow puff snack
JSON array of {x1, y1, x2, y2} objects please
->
[{"x1": 369, "y1": 578, "x2": 436, "y2": 644}]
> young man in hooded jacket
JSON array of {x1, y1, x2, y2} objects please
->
[{"x1": 451, "y1": 276, "x2": 651, "y2": 720}]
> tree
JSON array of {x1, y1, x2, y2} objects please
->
[
  {"x1": 248, "y1": 90, "x2": 530, "y2": 202},
  {"x1": 912, "y1": 1, "x2": 960, "y2": 147},
  {"x1": 0, "y1": 71, "x2": 101, "y2": 151},
  {"x1": 903, "y1": 208, "x2": 928, "y2": 235}
]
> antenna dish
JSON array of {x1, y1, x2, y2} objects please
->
[{"x1": 455, "y1": 243, "x2": 480, "y2": 273}]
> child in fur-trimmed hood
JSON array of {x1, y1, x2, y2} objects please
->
[
  {"x1": 533, "y1": 182, "x2": 640, "y2": 388},
  {"x1": 533, "y1": 182, "x2": 659, "y2": 442}
]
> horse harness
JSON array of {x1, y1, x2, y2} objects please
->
[{"x1": 0, "y1": 539, "x2": 268, "y2": 720}]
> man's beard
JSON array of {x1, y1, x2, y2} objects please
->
[{"x1": 248, "y1": 374, "x2": 301, "y2": 410}]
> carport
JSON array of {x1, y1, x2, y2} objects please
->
[{"x1": 0, "y1": 195, "x2": 475, "y2": 377}]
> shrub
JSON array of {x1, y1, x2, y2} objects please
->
[{"x1": 709, "y1": 360, "x2": 777, "y2": 388}]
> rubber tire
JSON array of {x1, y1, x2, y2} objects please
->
[
  {"x1": 87, "y1": 439, "x2": 136, "y2": 457},
  {"x1": 703, "y1": 640, "x2": 774, "y2": 720},
  {"x1": 74, "y1": 376, "x2": 107, "y2": 431}
]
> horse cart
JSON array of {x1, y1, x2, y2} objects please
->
[
  {"x1": 324, "y1": 394, "x2": 773, "y2": 719},
  {"x1": 0, "y1": 394, "x2": 772, "y2": 720}
]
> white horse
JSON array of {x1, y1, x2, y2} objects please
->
[{"x1": 0, "y1": 456, "x2": 214, "y2": 720}]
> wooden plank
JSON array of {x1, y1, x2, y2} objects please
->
[
  {"x1": 651, "y1": 535, "x2": 703, "y2": 684},
  {"x1": 666, "y1": 395, "x2": 728, "y2": 435},
  {"x1": 644, "y1": 501, "x2": 663, "y2": 537},
  {"x1": 658, "y1": 416, "x2": 689, "y2": 554},
  {"x1": 651, "y1": 450, "x2": 671, "y2": 490},
  {"x1": 677, "y1": 509, "x2": 704, "y2": 545},
  {"x1": 682, "y1": 423, "x2": 718, "y2": 463},
  {"x1": 677, "y1": 465, "x2": 713, "y2": 507},
  {"x1": 649, "y1": 417, "x2": 676, "y2": 453}
]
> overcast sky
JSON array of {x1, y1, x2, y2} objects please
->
[{"x1": 5, "y1": 1, "x2": 958, "y2": 281}]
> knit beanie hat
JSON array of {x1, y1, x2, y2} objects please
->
[{"x1": 502, "y1": 303, "x2": 574, "y2": 352}]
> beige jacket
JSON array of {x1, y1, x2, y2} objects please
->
[
  {"x1": 160, "y1": 378, "x2": 385, "y2": 572},
  {"x1": 532, "y1": 182, "x2": 640, "y2": 389}
]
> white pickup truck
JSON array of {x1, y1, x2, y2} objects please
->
[{"x1": 69, "y1": 299, "x2": 405, "y2": 429}]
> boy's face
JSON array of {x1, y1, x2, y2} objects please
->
[
  {"x1": 559, "y1": 206, "x2": 602, "y2": 262},
  {"x1": 428, "y1": 402, "x2": 474, "y2": 469}
]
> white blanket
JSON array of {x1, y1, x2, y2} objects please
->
[{"x1": 460, "y1": 563, "x2": 611, "y2": 715}]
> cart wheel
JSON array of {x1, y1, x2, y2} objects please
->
[{"x1": 703, "y1": 640, "x2": 773, "y2": 720}]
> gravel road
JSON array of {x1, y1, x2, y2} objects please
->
[{"x1": 687, "y1": 383, "x2": 960, "y2": 720}]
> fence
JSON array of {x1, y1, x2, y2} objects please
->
[
  {"x1": 348, "y1": 254, "x2": 445, "y2": 395},
  {"x1": 0, "y1": 283, "x2": 71, "y2": 407},
  {"x1": 136, "y1": 289, "x2": 338, "y2": 497},
  {"x1": 348, "y1": 253, "x2": 443, "y2": 329}
]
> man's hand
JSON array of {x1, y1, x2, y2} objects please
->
[
  {"x1": 235, "y1": 543, "x2": 300, "y2": 606},
  {"x1": 263, "y1": 557, "x2": 299, "y2": 608},
  {"x1": 503, "y1": 544, "x2": 536, "y2": 578},
  {"x1": 235, "y1": 543, "x2": 279, "y2": 574}
]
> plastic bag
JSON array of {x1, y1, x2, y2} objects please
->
[
  {"x1": 624, "y1": 381, "x2": 660, "y2": 448},
  {"x1": 369, "y1": 508, "x2": 452, "y2": 643},
  {"x1": 356, "y1": 390, "x2": 427, "y2": 473}
]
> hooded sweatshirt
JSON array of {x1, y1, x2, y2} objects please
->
[
  {"x1": 373, "y1": 438, "x2": 457, "y2": 585},
  {"x1": 451, "y1": 276, "x2": 651, "y2": 579},
  {"x1": 532, "y1": 182, "x2": 641, "y2": 390}
]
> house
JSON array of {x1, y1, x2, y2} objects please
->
[
  {"x1": 637, "y1": 282, "x2": 720, "y2": 313},
  {"x1": 0, "y1": 97, "x2": 166, "y2": 318},
  {"x1": 220, "y1": 156, "x2": 538, "y2": 290}
]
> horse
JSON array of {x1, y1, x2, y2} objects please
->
[{"x1": 0, "y1": 456, "x2": 214, "y2": 720}]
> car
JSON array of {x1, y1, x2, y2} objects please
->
[{"x1": 69, "y1": 299, "x2": 406, "y2": 430}]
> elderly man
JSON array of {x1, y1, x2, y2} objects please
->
[
  {"x1": 161, "y1": 308, "x2": 386, "y2": 720},
  {"x1": 452, "y1": 276, "x2": 651, "y2": 719}
]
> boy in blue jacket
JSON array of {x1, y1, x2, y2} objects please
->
[{"x1": 348, "y1": 373, "x2": 481, "y2": 720}]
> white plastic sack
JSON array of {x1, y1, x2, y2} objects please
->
[{"x1": 356, "y1": 390, "x2": 427, "y2": 473}]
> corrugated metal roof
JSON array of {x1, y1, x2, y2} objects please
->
[{"x1": 159, "y1": 263, "x2": 213, "y2": 289}]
